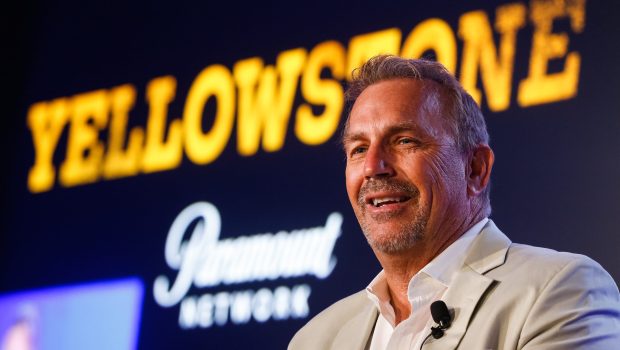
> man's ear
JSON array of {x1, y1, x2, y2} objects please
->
[{"x1": 466, "y1": 145, "x2": 494, "y2": 197}]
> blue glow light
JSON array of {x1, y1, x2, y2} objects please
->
[{"x1": 0, "y1": 278, "x2": 144, "y2": 350}]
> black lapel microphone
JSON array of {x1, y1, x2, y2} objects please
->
[
  {"x1": 430, "y1": 300, "x2": 452, "y2": 338},
  {"x1": 419, "y1": 300, "x2": 452, "y2": 349}
]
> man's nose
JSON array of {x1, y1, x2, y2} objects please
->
[{"x1": 364, "y1": 146, "x2": 395, "y2": 178}]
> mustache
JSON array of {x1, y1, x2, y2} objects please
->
[{"x1": 358, "y1": 178, "x2": 419, "y2": 205}]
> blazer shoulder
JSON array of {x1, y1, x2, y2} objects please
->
[
  {"x1": 507, "y1": 243, "x2": 609, "y2": 272},
  {"x1": 494, "y1": 243, "x2": 619, "y2": 296},
  {"x1": 504, "y1": 245, "x2": 620, "y2": 348}
]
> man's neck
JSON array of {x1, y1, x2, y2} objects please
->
[
  {"x1": 374, "y1": 214, "x2": 485, "y2": 325},
  {"x1": 378, "y1": 239, "x2": 440, "y2": 325}
]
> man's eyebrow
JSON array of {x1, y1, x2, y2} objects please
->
[
  {"x1": 341, "y1": 132, "x2": 366, "y2": 147},
  {"x1": 389, "y1": 120, "x2": 420, "y2": 132},
  {"x1": 384, "y1": 121, "x2": 422, "y2": 135},
  {"x1": 342, "y1": 121, "x2": 422, "y2": 146}
]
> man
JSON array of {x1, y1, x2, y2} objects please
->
[{"x1": 289, "y1": 55, "x2": 620, "y2": 349}]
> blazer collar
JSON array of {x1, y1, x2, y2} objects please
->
[
  {"x1": 464, "y1": 220, "x2": 512, "y2": 275},
  {"x1": 331, "y1": 296, "x2": 378, "y2": 350},
  {"x1": 422, "y1": 219, "x2": 511, "y2": 349}
]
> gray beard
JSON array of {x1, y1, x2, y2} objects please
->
[
  {"x1": 356, "y1": 178, "x2": 429, "y2": 254},
  {"x1": 360, "y1": 204, "x2": 429, "y2": 254}
]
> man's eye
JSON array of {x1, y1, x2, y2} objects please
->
[
  {"x1": 350, "y1": 146, "x2": 367, "y2": 156},
  {"x1": 397, "y1": 138, "x2": 416, "y2": 145}
]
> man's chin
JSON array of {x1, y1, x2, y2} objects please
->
[
  {"x1": 362, "y1": 227, "x2": 424, "y2": 254},
  {"x1": 366, "y1": 234, "x2": 421, "y2": 254}
]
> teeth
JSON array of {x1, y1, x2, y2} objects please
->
[{"x1": 372, "y1": 197, "x2": 402, "y2": 206}]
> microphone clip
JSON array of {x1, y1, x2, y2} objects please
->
[{"x1": 430, "y1": 324, "x2": 446, "y2": 339}]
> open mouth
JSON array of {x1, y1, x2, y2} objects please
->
[{"x1": 368, "y1": 196, "x2": 411, "y2": 207}]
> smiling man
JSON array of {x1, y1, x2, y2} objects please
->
[{"x1": 289, "y1": 55, "x2": 620, "y2": 349}]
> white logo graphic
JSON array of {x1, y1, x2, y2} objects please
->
[{"x1": 153, "y1": 202, "x2": 343, "y2": 328}]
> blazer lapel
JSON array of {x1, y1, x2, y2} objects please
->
[
  {"x1": 331, "y1": 302, "x2": 378, "y2": 350},
  {"x1": 423, "y1": 220, "x2": 511, "y2": 350}
]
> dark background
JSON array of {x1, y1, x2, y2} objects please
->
[{"x1": 2, "y1": 1, "x2": 619, "y2": 348}]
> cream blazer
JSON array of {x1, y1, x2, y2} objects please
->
[{"x1": 289, "y1": 221, "x2": 620, "y2": 349}]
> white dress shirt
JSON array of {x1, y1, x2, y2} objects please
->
[{"x1": 366, "y1": 218, "x2": 488, "y2": 350}]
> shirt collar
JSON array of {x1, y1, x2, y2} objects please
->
[{"x1": 366, "y1": 218, "x2": 488, "y2": 305}]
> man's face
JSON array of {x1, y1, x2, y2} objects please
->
[{"x1": 343, "y1": 78, "x2": 469, "y2": 254}]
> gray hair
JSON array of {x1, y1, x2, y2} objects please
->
[{"x1": 344, "y1": 55, "x2": 492, "y2": 214}]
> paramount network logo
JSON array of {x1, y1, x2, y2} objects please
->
[{"x1": 153, "y1": 202, "x2": 342, "y2": 329}]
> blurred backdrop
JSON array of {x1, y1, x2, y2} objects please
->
[{"x1": 2, "y1": 0, "x2": 619, "y2": 349}]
